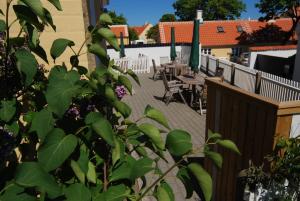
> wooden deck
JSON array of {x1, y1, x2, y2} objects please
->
[{"x1": 123, "y1": 73, "x2": 206, "y2": 201}]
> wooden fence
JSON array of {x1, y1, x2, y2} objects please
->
[
  {"x1": 205, "y1": 78, "x2": 300, "y2": 201},
  {"x1": 201, "y1": 54, "x2": 300, "y2": 102},
  {"x1": 114, "y1": 56, "x2": 150, "y2": 74}
]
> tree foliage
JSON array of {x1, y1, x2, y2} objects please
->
[
  {"x1": 256, "y1": 0, "x2": 300, "y2": 41},
  {"x1": 173, "y1": 0, "x2": 246, "y2": 21},
  {"x1": 146, "y1": 24, "x2": 160, "y2": 42},
  {"x1": 160, "y1": 13, "x2": 177, "y2": 22},
  {"x1": 128, "y1": 27, "x2": 138, "y2": 41},
  {"x1": 108, "y1": 10, "x2": 127, "y2": 25},
  {"x1": 0, "y1": 1, "x2": 240, "y2": 201}
]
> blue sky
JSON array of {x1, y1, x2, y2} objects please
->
[{"x1": 106, "y1": 0, "x2": 261, "y2": 26}]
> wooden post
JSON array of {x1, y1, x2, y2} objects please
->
[
  {"x1": 206, "y1": 55, "x2": 209, "y2": 75},
  {"x1": 230, "y1": 64, "x2": 235, "y2": 85},
  {"x1": 255, "y1": 72, "x2": 262, "y2": 94}
]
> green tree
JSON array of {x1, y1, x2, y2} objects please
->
[
  {"x1": 256, "y1": 0, "x2": 300, "y2": 41},
  {"x1": 160, "y1": 13, "x2": 177, "y2": 22},
  {"x1": 129, "y1": 27, "x2": 139, "y2": 41},
  {"x1": 146, "y1": 25, "x2": 160, "y2": 42},
  {"x1": 173, "y1": 0, "x2": 246, "y2": 21},
  {"x1": 108, "y1": 10, "x2": 127, "y2": 24}
]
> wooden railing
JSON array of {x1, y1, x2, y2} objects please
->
[
  {"x1": 114, "y1": 56, "x2": 150, "y2": 74},
  {"x1": 205, "y1": 78, "x2": 300, "y2": 201},
  {"x1": 201, "y1": 54, "x2": 300, "y2": 102}
]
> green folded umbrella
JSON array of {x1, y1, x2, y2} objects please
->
[
  {"x1": 120, "y1": 32, "x2": 126, "y2": 58},
  {"x1": 170, "y1": 27, "x2": 177, "y2": 61},
  {"x1": 189, "y1": 20, "x2": 200, "y2": 72}
]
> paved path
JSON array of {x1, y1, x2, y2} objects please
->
[{"x1": 123, "y1": 73, "x2": 206, "y2": 201}]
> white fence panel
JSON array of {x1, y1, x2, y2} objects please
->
[{"x1": 114, "y1": 56, "x2": 150, "y2": 74}]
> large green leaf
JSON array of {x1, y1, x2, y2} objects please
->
[
  {"x1": 30, "y1": 44, "x2": 49, "y2": 63},
  {"x1": 217, "y1": 139, "x2": 241, "y2": 155},
  {"x1": 176, "y1": 167, "x2": 193, "y2": 199},
  {"x1": 112, "y1": 138, "x2": 125, "y2": 165},
  {"x1": 97, "y1": 28, "x2": 120, "y2": 51},
  {"x1": 118, "y1": 75, "x2": 132, "y2": 95},
  {"x1": 85, "y1": 112, "x2": 103, "y2": 125},
  {"x1": 50, "y1": 38, "x2": 75, "y2": 61},
  {"x1": 139, "y1": 123, "x2": 164, "y2": 150},
  {"x1": 166, "y1": 129, "x2": 192, "y2": 157},
  {"x1": 0, "y1": 19, "x2": 6, "y2": 32},
  {"x1": 87, "y1": 161, "x2": 97, "y2": 184},
  {"x1": 46, "y1": 69, "x2": 80, "y2": 117},
  {"x1": 44, "y1": 8, "x2": 56, "y2": 31},
  {"x1": 104, "y1": 185, "x2": 129, "y2": 201},
  {"x1": 15, "y1": 49, "x2": 38, "y2": 86},
  {"x1": 205, "y1": 150, "x2": 223, "y2": 169},
  {"x1": 25, "y1": 23, "x2": 39, "y2": 48},
  {"x1": 144, "y1": 105, "x2": 169, "y2": 129},
  {"x1": 99, "y1": 13, "x2": 113, "y2": 25},
  {"x1": 20, "y1": 0, "x2": 45, "y2": 21},
  {"x1": 188, "y1": 163, "x2": 212, "y2": 201},
  {"x1": 160, "y1": 182, "x2": 175, "y2": 201},
  {"x1": 126, "y1": 69, "x2": 140, "y2": 86},
  {"x1": 29, "y1": 108, "x2": 54, "y2": 141},
  {"x1": 77, "y1": 148, "x2": 89, "y2": 174},
  {"x1": 130, "y1": 157, "x2": 153, "y2": 181},
  {"x1": 71, "y1": 160, "x2": 85, "y2": 183},
  {"x1": 88, "y1": 43, "x2": 107, "y2": 60},
  {"x1": 13, "y1": 5, "x2": 44, "y2": 31},
  {"x1": 38, "y1": 128, "x2": 77, "y2": 172},
  {"x1": 0, "y1": 184, "x2": 36, "y2": 201},
  {"x1": 92, "y1": 117, "x2": 115, "y2": 147},
  {"x1": 105, "y1": 84, "x2": 117, "y2": 102},
  {"x1": 112, "y1": 101, "x2": 131, "y2": 119},
  {"x1": 65, "y1": 183, "x2": 91, "y2": 201},
  {"x1": 156, "y1": 183, "x2": 174, "y2": 201},
  {"x1": 15, "y1": 162, "x2": 61, "y2": 197},
  {"x1": 48, "y1": 0, "x2": 62, "y2": 11},
  {"x1": 0, "y1": 99, "x2": 16, "y2": 122},
  {"x1": 207, "y1": 130, "x2": 222, "y2": 141}
]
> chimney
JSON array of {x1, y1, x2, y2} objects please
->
[{"x1": 196, "y1": 10, "x2": 203, "y2": 23}]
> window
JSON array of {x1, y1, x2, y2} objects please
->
[
  {"x1": 217, "y1": 26, "x2": 224, "y2": 33},
  {"x1": 202, "y1": 48, "x2": 212, "y2": 55},
  {"x1": 232, "y1": 47, "x2": 242, "y2": 57},
  {"x1": 237, "y1": 25, "x2": 243, "y2": 33}
]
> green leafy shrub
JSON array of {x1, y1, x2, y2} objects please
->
[{"x1": 0, "y1": 1, "x2": 240, "y2": 200}]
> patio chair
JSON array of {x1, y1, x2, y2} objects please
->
[
  {"x1": 162, "y1": 71, "x2": 187, "y2": 105},
  {"x1": 152, "y1": 59, "x2": 164, "y2": 81},
  {"x1": 196, "y1": 84, "x2": 207, "y2": 115}
]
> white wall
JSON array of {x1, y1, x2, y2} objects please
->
[
  {"x1": 249, "y1": 50, "x2": 296, "y2": 69},
  {"x1": 107, "y1": 45, "x2": 202, "y2": 68}
]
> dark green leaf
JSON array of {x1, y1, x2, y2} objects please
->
[
  {"x1": 156, "y1": 183, "x2": 174, "y2": 201},
  {"x1": 13, "y1": 5, "x2": 44, "y2": 31},
  {"x1": 0, "y1": 99, "x2": 16, "y2": 122},
  {"x1": 85, "y1": 112, "x2": 103, "y2": 125},
  {"x1": 105, "y1": 184, "x2": 129, "y2": 201},
  {"x1": 118, "y1": 75, "x2": 132, "y2": 94},
  {"x1": 139, "y1": 123, "x2": 164, "y2": 150},
  {"x1": 207, "y1": 130, "x2": 222, "y2": 141},
  {"x1": 71, "y1": 160, "x2": 85, "y2": 183},
  {"x1": 50, "y1": 38, "x2": 75, "y2": 61},
  {"x1": 87, "y1": 161, "x2": 97, "y2": 183},
  {"x1": 112, "y1": 138, "x2": 125, "y2": 165},
  {"x1": 88, "y1": 43, "x2": 107, "y2": 60},
  {"x1": 144, "y1": 105, "x2": 169, "y2": 129},
  {"x1": 30, "y1": 44, "x2": 49, "y2": 63},
  {"x1": 99, "y1": 13, "x2": 113, "y2": 25},
  {"x1": 77, "y1": 148, "x2": 89, "y2": 174},
  {"x1": 15, "y1": 49, "x2": 38, "y2": 86},
  {"x1": 5, "y1": 121, "x2": 20, "y2": 136},
  {"x1": 97, "y1": 28, "x2": 120, "y2": 51},
  {"x1": 0, "y1": 9, "x2": 3, "y2": 16},
  {"x1": 176, "y1": 167, "x2": 193, "y2": 199},
  {"x1": 0, "y1": 184, "x2": 36, "y2": 201},
  {"x1": 135, "y1": 146, "x2": 148, "y2": 157},
  {"x1": 126, "y1": 69, "x2": 140, "y2": 85},
  {"x1": 92, "y1": 118, "x2": 115, "y2": 146},
  {"x1": 105, "y1": 84, "x2": 117, "y2": 102},
  {"x1": 0, "y1": 20, "x2": 6, "y2": 32},
  {"x1": 20, "y1": 0, "x2": 45, "y2": 21},
  {"x1": 130, "y1": 157, "x2": 153, "y2": 181},
  {"x1": 217, "y1": 139, "x2": 241, "y2": 155},
  {"x1": 25, "y1": 23, "x2": 39, "y2": 48},
  {"x1": 112, "y1": 101, "x2": 131, "y2": 119},
  {"x1": 166, "y1": 129, "x2": 192, "y2": 157},
  {"x1": 75, "y1": 66, "x2": 88, "y2": 75},
  {"x1": 29, "y1": 108, "x2": 54, "y2": 141},
  {"x1": 188, "y1": 163, "x2": 212, "y2": 201},
  {"x1": 15, "y1": 162, "x2": 61, "y2": 197},
  {"x1": 205, "y1": 151, "x2": 223, "y2": 169},
  {"x1": 38, "y1": 128, "x2": 77, "y2": 172},
  {"x1": 48, "y1": 0, "x2": 62, "y2": 11},
  {"x1": 160, "y1": 182, "x2": 175, "y2": 201},
  {"x1": 44, "y1": 8, "x2": 56, "y2": 31},
  {"x1": 65, "y1": 183, "x2": 91, "y2": 201}
]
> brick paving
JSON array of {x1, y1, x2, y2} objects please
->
[{"x1": 123, "y1": 73, "x2": 206, "y2": 201}]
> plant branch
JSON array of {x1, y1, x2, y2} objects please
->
[{"x1": 103, "y1": 161, "x2": 108, "y2": 192}]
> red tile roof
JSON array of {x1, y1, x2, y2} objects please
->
[
  {"x1": 249, "y1": 44, "x2": 297, "y2": 52},
  {"x1": 131, "y1": 24, "x2": 149, "y2": 36},
  {"x1": 110, "y1": 25, "x2": 129, "y2": 38},
  {"x1": 159, "y1": 18, "x2": 297, "y2": 47}
]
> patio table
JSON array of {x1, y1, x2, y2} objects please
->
[
  {"x1": 162, "y1": 63, "x2": 188, "y2": 80},
  {"x1": 176, "y1": 73, "x2": 207, "y2": 106}
]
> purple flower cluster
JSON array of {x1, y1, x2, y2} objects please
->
[
  {"x1": 0, "y1": 126, "x2": 15, "y2": 160},
  {"x1": 66, "y1": 106, "x2": 81, "y2": 120},
  {"x1": 115, "y1": 85, "x2": 127, "y2": 99}
]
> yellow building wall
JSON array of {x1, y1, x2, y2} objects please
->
[
  {"x1": 117, "y1": 38, "x2": 130, "y2": 45},
  {"x1": 211, "y1": 48, "x2": 232, "y2": 60},
  {"x1": 0, "y1": 0, "x2": 89, "y2": 70}
]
